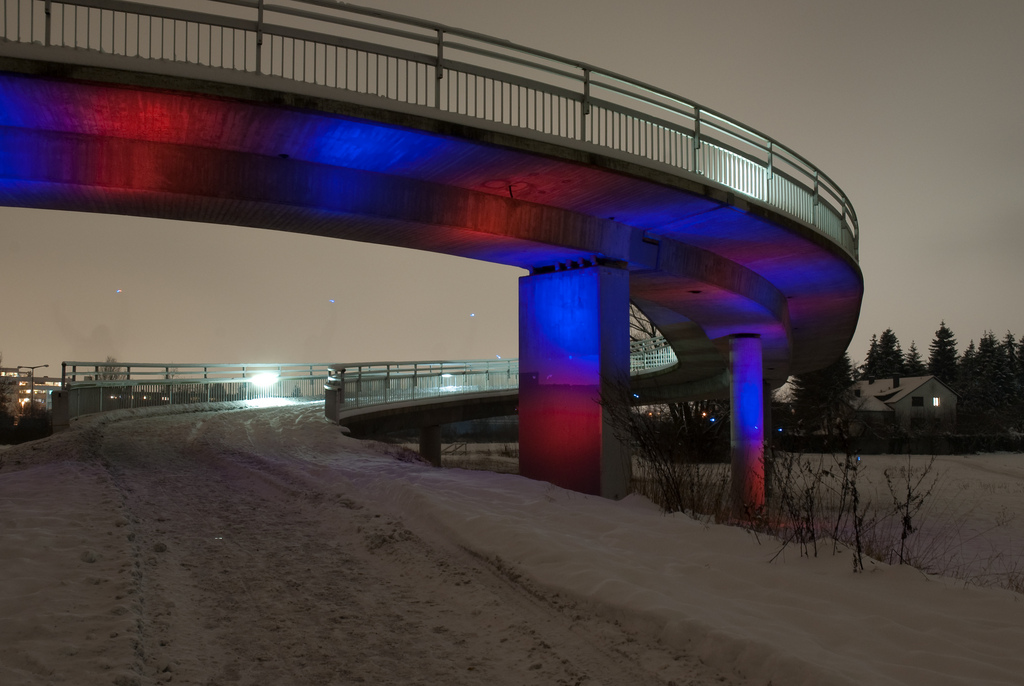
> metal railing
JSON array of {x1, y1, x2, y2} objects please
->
[
  {"x1": 0, "y1": 0, "x2": 858, "y2": 259},
  {"x1": 328, "y1": 335, "x2": 676, "y2": 413},
  {"x1": 629, "y1": 335, "x2": 676, "y2": 374},
  {"x1": 327, "y1": 359, "x2": 518, "y2": 411},
  {"x1": 60, "y1": 334, "x2": 676, "y2": 419},
  {"x1": 61, "y1": 361, "x2": 331, "y2": 418}
]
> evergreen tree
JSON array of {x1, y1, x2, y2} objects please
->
[
  {"x1": 791, "y1": 352, "x2": 855, "y2": 448},
  {"x1": 976, "y1": 331, "x2": 1010, "y2": 408},
  {"x1": 1002, "y1": 332, "x2": 1022, "y2": 407},
  {"x1": 903, "y1": 341, "x2": 927, "y2": 376},
  {"x1": 959, "y1": 340, "x2": 977, "y2": 382},
  {"x1": 862, "y1": 334, "x2": 881, "y2": 379},
  {"x1": 928, "y1": 321, "x2": 959, "y2": 386},
  {"x1": 879, "y1": 329, "x2": 904, "y2": 376},
  {"x1": 957, "y1": 339, "x2": 986, "y2": 432},
  {"x1": 0, "y1": 352, "x2": 14, "y2": 419},
  {"x1": 863, "y1": 328, "x2": 904, "y2": 378},
  {"x1": 1012, "y1": 334, "x2": 1024, "y2": 432}
]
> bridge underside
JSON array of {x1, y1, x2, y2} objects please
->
[{"x1": 0, "y1": 57, "x2": 863, "y2": 501}]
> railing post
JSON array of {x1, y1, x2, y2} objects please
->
[
  {"x1": 692, "y1": 107, "x2": 701, "y2": 174},
  {"x1": 841, "y1": 194, "x2": 848, "y2": 238},
  {"x1": 61, "y1": 362, "x2": 66, "y2": 389},
  {"x1": 580, "y1": 68, "x2": 591, "y2": 142},
  {"x1": 44, "y1": 0, "x2": 52, "y2": 47},
  {"x1": 434, "y1": 29, "x2": 444, "y2": 108},
  {"x1": 813, "y1": 169, "x2": 820, "y2": 228},
  {"x1": 766, "y1": 140, "x2": 773, "y2": 204},
  {"x1": 256, "y1": 0, "x2": 265, "y2": 75}
]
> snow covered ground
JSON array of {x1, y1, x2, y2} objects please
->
[{"x1": 1, "y1": 402, "x2": 1022, "y2": 686}]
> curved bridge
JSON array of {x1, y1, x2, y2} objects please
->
[{"x1": 0, "y1": 0, "x2": 863, "y2": 502}]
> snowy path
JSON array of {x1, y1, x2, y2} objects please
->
[
  {"x1": 2, "y1": 402, "x2": 1024, "y2": 686},
  {"x1": 1, "y1": 404, "x2": 734, "y2": 686}
]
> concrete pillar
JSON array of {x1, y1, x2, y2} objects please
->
[
  {"x1": 420, "y1": 424, "x2": 442, "y2": 467},
  {"x1": 518, "y1": 265, "x2": 630, "y2": 499},
  {"x1": 51, "y1": 390, "x2": 69, "y2": 433},
  {"x1": 730, "y1": 334, "x2": 765, "y2": 517},
  {"x1": 763, "y1": 379, "x2": 773, "y2": 503}
]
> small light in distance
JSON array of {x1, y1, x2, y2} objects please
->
[
  {"x1": 329, "y1": 299, "x2": 335, "y2": 304},
  {"x1": 470, "y1": 313, "x2": 475, "y2": 317},
  {"x1": 496, "y1": 355, "x2": 501, "y2": 359},
  {"x1": 115, "y1": 289, "x2": 122, "y2": 293}
]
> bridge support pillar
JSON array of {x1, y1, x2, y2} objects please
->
[
  {"x1": 51, "y1": 390, "x2": 69, "y2": 433},
  {"x1": 730, "y1": 334, "x2": 765, "y2": 518},
  {"x1": 763, "y1": 379, "x2": 774, "y2": 504},
  {"x1": 518, "y1": 265, "x2": 630, "y2": 499},
  {"x1": 420, "y1": 424, "x2": 442, "y2": 467}
]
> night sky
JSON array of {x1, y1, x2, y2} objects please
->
[{"x1": 2, "y1": 0, "x2": 1022, "y2": 372}]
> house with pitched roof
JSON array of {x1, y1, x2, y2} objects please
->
[{"x1": 851, "y1": 375, "x2": 958, "y2": 433}]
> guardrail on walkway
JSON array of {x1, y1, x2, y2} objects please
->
[
  {"x1": 61, "y1": 361, "x2": 331, "y2": 418},
  {"x1": 326, "y1": 359, "x2": 518, "y2": 412},
  {"x1": 0, "y1": 0, "x2": 858, "y2": 258},
  {"x1": 327, "y1": 335, "x2": 677, "y2": 412},
  {"x1": 60, "y1": 336, "x2": 677, "y2": 420}
]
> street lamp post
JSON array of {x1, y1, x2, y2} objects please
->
[{"x1": 18, "y1": 364, "x2": 48, "y2": 413}]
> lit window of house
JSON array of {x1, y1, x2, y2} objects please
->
[{"x1": 933, "y1": 397, "x2": 940, "y2": 407}]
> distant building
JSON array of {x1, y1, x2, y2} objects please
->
[
  {"x1": 0, "y1": 367, "x2": 62, "y2": 412},
  {"x1": 851, "y1": 375, "x2": 958, "y2": 434}
]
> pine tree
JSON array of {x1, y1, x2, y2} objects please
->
[
  {"x1": 791, "y1": 352, "x2": 855, "y2": 448},
  {"x1": 959, "y1": 340, "x2": 977, "y2": 383},
  {"x1": 867, "y1": 328, "x2": 904, "y2": 378},
  {"x1": 928, "y1": 321, "x2": 959, "y2": 386},
  {"x1": 957, "y1": 339, "x2": 984, "y2": 432},
  {"x1": 1013, "y1": 334, "x2": 1024, "y2": 431},
  {"x1": 1002, "y1": 332, "x2": 1022, "y2": 407},
  {"x1": 0, "y1": 352, "x2": 14, "y2": 419},
  {"x1": 862, "y1": 334, "x2": 881, "y2": 379},
  {"x1": 977, "y1": 332, "x2": 1009, "y2": 406},
  {"x1": 903, "y1": 341, "x2": 927, "y2": 376}
]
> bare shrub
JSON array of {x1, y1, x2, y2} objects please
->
[
  {"x1": 765, "y1": 449, "x2": 869, "y2": 569},
  {"x1": 883, "y1": 456, "x2": 937, "y2": 565},
  {"x1": 97, "y1": 356, "x2": 127, "y2": 381},
  {"x1": 602, "y1": 379, "x2": 729, "y2": 519}
]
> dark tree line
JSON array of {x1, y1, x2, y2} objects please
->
[{"x1": 790, "y1": 322, "x2": 1024, "y2": 436}]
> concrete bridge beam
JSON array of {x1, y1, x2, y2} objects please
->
[{"x1": 518, "y1": 264, "x2": 630, "y2": 499}]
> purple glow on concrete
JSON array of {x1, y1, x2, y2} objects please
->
[
  {"x1": 730, "y1": 334, "x2": 765, "y2": 515},
  {"x1": 519, "y1": 266, "x2": 629, "y2": 498}
]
